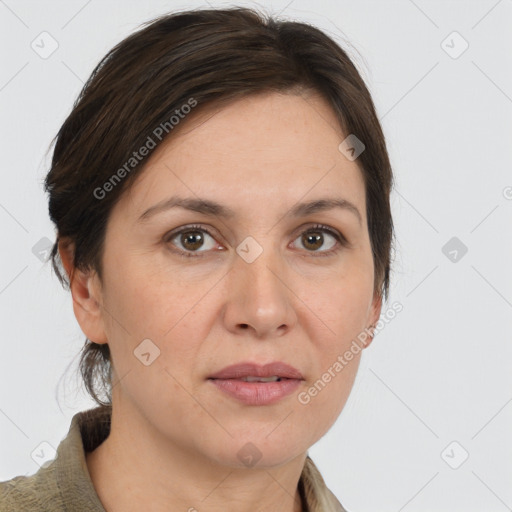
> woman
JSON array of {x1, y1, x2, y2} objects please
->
[{"x1": 0, "y1": 6, "x2": 394, "y2": 511}]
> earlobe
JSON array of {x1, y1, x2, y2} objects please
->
[
  {"x1": 58, "y1": 237, "x2": 75, "y2": 286},
  {"x1": 364, "y1": 292, "x2": 383, "y2": 348},
  {"x1": 371, "y1": 292, "x2": 383, "y2": 325},
  {"x1": 58, "y1": 238, "x2": 108, "y2": 344}
]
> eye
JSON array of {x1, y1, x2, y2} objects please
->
[
  {"x1": 164, "y1": 224, "x2": 219, "y2": 257},
  {"x1": 164, "y1": 223, "x2": 347, "y2": 259},
  {"x1": 291, "y1": 224, "x2": 346, "y2": 256}
]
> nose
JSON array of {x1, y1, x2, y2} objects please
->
[{"x1": 221, "y1": 244, "x2": 297, "y2": 339}]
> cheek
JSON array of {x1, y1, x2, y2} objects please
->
[
  {"x1": 101, "y1": 251, "x2": 191, "y2": 336},
  {"x1": 100, "y1": 255, "x2": 214, "y2": 382},
  {"x1": 298, "y1": 271, "x2": 371, "y2": 421},
  {"x1": 305, "y1": 269, "x2": 373, "y2": 340},
  {"x1": 297, "y1": 348, "x2": 361, "y2": 442}
]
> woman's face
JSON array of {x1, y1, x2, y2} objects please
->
[{"x1": 78, "y1": 91, "x2": 381, "y2": 467}]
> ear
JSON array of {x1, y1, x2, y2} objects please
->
[
  {"x1": 58, "y1": 239, "x2": 108, "y2": 344},
  {"x1": 363, "y1": 291, "x2": 382, "y2": 349}
]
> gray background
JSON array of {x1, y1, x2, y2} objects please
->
[{"x1": 1, "y1": 0, "x2": 511, "y2": 510}]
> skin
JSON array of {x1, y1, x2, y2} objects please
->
[{"x1": 60, "y1": 90, "x2": 382, "y2": 512}]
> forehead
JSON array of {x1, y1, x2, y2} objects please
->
[{"x1": 119, "y1": 92, "x2": 366, "y2": 222}]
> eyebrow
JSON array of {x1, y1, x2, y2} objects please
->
[{"x1": 138, "y1": 195, "x2": 362, "y2": 226}]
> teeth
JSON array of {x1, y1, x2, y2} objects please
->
[{"x1": 242, "y1": 376, "x2": 281, "y2": 382}]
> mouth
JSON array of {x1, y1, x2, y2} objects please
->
[
  {"x1": 208, "y1": 377, "x2": 302, "y2": 405},
  {"x1": 207, "y1": 361, "x2": 304, "y2": 406},
  {"x1": 208, "y1": 361, "x2": 304, "y2": 381},
  {"x1": 209, "y1": 376, "x2": 288, "y2": 382}
]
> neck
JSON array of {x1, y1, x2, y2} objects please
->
[{"x1": 85, "y1": 397, "x2": 306, "y2": 512}]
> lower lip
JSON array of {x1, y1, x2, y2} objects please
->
[{"x1": 208, "y1": 378, "x2": 302, "y2": 405}]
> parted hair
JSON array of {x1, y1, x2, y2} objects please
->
[{"x1": 45, "y1": 7, "x2": 393, "y2": 510}]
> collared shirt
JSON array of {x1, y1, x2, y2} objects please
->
[{"x1": 0, "y1": 406, "x2": 345, "y2": 511}]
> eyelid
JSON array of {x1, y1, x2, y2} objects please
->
[
  {"x1": 291, "y1": 223, "x2": 350, "y2": 255},
  {"x1": 163, "y1": 224, "x2": 223, "y2": 253},
  {"x1": 164, "y1": 222, "x2": 349, "y2": 257}
]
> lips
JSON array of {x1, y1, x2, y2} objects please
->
[
  {"x1": 207, "y1": 361, "x2": 304, "y2": 406},
  {"x1": 208, "y1": 361, "x2": 304, "y2": 381}
]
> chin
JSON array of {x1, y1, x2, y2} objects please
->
[{"x1": 204, "y1": 432, "x2": 307, "y2": 470}]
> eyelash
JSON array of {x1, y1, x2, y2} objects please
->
[{"x1": 164, "y1": 223, "x2": 348, "y2": 259}]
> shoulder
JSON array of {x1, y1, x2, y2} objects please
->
[
  {"x1": 324, "y1": 487, "x2": 349, "y2": 512},
  {"x1": 301, "y1": 455, "x2": 349, "y2": 512},
  {"x1": 0, "y1": 468, "x2": 62, "y2": 512},
  {"x1": 0, "y1": 406, "x2": 110, "y2": 512}
]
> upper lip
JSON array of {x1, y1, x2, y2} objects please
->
[{"x1": 208, "y1": 361, "x2": 304, "y2": 380}]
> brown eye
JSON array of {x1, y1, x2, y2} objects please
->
[
  {"x1": 301, "y1": 231, "x2": 325, "y2": 251},
  {"x1": 180, "y1": 230, "x2": 205, "y2": 251},
  {"x1": 165, "y1": 225, "x2": 218, "y2": 256},
  {"x1": 291, "y1": 225, "x2": 343, "y2": 255}
]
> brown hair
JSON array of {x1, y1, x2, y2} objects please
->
[{"x1": 45, "y1": 6, "x2": 394, "y2": 410}]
